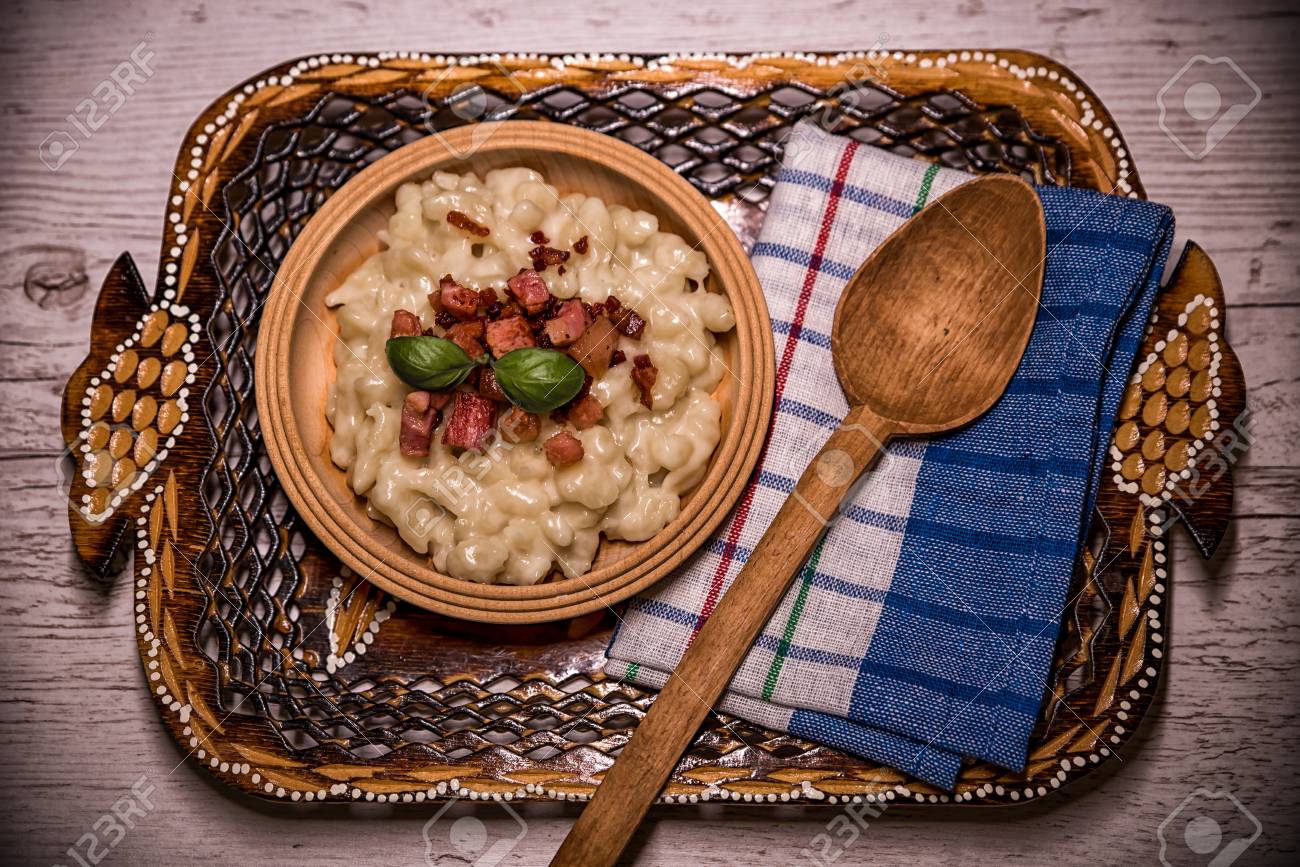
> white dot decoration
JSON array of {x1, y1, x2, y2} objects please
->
[{"x1": 101, "y1": 48, "x2": 1157, "y2": 809}]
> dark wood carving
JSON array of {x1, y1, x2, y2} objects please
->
[{"x1": 58, "y1": 51, "x2": 1245, "y2": 806}]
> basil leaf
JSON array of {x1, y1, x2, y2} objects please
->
[
  {"x1": 385, "y1": 336, "x2": 480, "y2": 390},
  {"x1": 491, "y1": 348, "x2": 585, "y2": 413}
]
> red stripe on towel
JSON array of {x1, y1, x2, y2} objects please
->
[{"x1": 687, "y1": 139, "x2": 861, "y2": 644}]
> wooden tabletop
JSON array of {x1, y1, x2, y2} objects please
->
[{"x1": 1, "y1": 1, "x2": 1296, "y2": 864}]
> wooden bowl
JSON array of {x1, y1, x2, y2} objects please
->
[{"x1": 255, "y1": 121, "x2": 774, "y2": 624}]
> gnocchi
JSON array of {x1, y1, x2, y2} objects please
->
[{"x1": 325, "y1": 167, "x2": 735, "y2": 585}]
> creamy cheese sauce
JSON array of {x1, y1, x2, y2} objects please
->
[{"x1": 325, "y1": 167, "x2": 735, "y2": 584}]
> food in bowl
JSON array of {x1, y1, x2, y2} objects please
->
[{"x1": 325, "y1": 167, "x2": 736, "y2": 585}]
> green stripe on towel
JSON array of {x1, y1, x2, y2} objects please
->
[
  {"x1": 761, "y1": 537, "x2": 826, "y2": 700},
  {"x1": 913, "y1": 163, "x2": 940, "y2": 213}
]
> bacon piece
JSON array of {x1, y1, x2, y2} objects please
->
[
  {"x1": 632, "y1": 354, "x2": 657, "y2": 409},
  {"x1": 390, "y1": 309, "x2": 423, "y2": 338},
  {"x1": 542, "y1": 299, "x2": 589, "y2": 348},
  {"x1": 435, "y1": 275, "x2": 481, "y2": 320},
  {"x1": 477, "y1": 288, "x2": 498, "y2": 308},
  {"x1": 611, "y1": 306, "x2": 647, "y2": 339},
  {"x1": 400, "y1": 391, "x2": 441, "y2": 457},
  {"x1": 529, "y1": 230, "x2": 549, "y2": 245},
  {"x1": 446, "y1": 210, "x2": 490, "y2": 237},
  {"x1": 573, "y1": 235, "x2": 589, "y2": 255},
  {"x1": 506, "y1": 268, "x2": 553, "y2": 315},
  {"x1": 442, "y1": 392, "x2": 498, "y2": 452},
  {"x1": 609, "y1": 349, "x2": 627, "y2": 367},
  {"x1": 529, "y1": 245, "x2": 570, "y2": 271},
  {"x1": 485, "y1": 316, "x2": 536, "y2": 357},
  {"x1": 566, "y1": 317, "x2": 619, "y2": 378},
  {"x1": 427, "y1": 390, "x2": 454, "y2": 411},
  {"x1": 478, "y1": 367, "x2": 509, "y2": 402},
  {"x1": 543, "y1": 431, "x2": 584, "y2": 466},
  {"x1": 499, "y1": 407, "x2": 540, "y2": 443},
  {"x1": 567, "y1": 395, "x2": 604, "y2": 430},
  {"x1": 445, "y1": 319, "x2": 486, "y2": 358},
  {"x1": 549, "y1": 374, "x2": 591, "y2": 424}
]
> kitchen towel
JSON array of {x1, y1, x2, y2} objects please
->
[{"x1": 605, "y1": 121, "x2": 1174, "y2": 789}]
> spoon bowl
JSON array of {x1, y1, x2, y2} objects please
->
[
  {"x1": 833, "y1": 175, "x2": 1045, "y2": 432},
  {"x1": 552, "y1": 174, "x2": 1047, "y2": 867}
]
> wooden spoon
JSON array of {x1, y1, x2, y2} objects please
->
[{"x1": 551, "y1": 174, "x2": 1046, "y2": 867}]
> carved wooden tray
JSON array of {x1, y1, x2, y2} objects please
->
[{"x1": 59, "y1": 50, "x2": 1246, "y2": 807}]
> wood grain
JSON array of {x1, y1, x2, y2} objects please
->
[{"x1": 1, "y1": 1, "x2": 1297, "y2": 865}]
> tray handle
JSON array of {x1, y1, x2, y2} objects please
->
[
  {"x1": 1150, "y1": 241, "x2": 1248, "y2": 559},
  {"x1": 59, "y1": 252, "x2": 155, "y2": 576}
]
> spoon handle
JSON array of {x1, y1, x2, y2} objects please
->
[{"x1": 551, "y1": 405, "x2": 892, "y2": 867}]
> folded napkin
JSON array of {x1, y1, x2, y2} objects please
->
[{"x1": 606, "y1": 122, "x2": 1175, "y2": 789}]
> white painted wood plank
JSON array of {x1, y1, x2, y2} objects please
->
[{"x1": 1, "y1": 0, "x2": 1297, "y2": 864}]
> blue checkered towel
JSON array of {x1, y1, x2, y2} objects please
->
[{"x1": 605, "y1": 122, "x2": 1175, "y2": 789}]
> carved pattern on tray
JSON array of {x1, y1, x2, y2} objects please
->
[{"x1": 58, "y1": 51, "x2": 1245, "y2": 806}]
